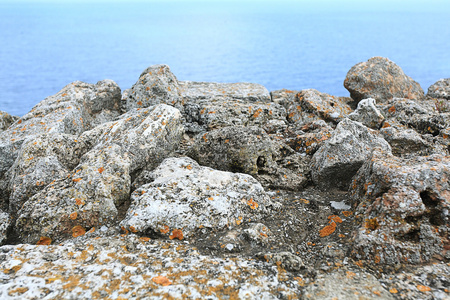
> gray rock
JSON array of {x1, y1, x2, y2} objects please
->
[
  {"x1": 270, "y1": 89, "x2": 299, "y2": 110},
  {"x1": 0, "y1": 80, "x2": 121, "y2": 176},
  {"x1": 122, "y1": 64, "x2": 182, "y2": 111},
  {"x1": 427, "y1": 78, "x2": 450, "y2": 100},
  {"x1": 348, "y1": 98, "x2": 384, "y2": 129},
  {"x1": 0, "y1": 111, "x2": 17, "y2": 132},
  {"x1": 16, "y1": 104, "x2": 183, "y2": 244},
  {"x1": 344, "y1": 57, "x2": 425, "y2": 102},
  {"x1": 350, "y1": 151, "x2": 450, "y2": 265},
  {"x1": 380, "y1": 125, "x2": 432, "y2": 156},
  {"x1": 311, "y1": 118, "x2": 392, "y2": 190},
  {"x1": 256, "y1": 251, "x2": 305, "y2": 272},
  {"x1": 0, "y1": 210, "x2": 9, "y2": 244},
  {"x1": 243, "y1": 223, "x2": 272, "y2": 245},
  {"x1": 120, "y1": 157, "x2": 276, "y2": 239}
]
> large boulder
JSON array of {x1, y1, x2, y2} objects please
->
[
  {"x1": 0, "y1": 80, "x2": 122, "y2": 176},
  {"x1": 427, "y1": 78, "x2": 450, "y2": 100},
  {"x1": 15, "y1": 104, "x2": 184, "y2": 244},
  {"x1": 344, "y1": 57, "x2": 425, "y2": 102},
  {"x1": 311, "y1": 118, "x2": 391, "y2": 189},
  {"x1": 380, "y1": 125, "x2": 432, "y2": 157},
  {"x1": 350, "y1": 151, "x2": 450, "y2": 265},
  {"x1": 120, "y1": 157, "x2": 277, "y2": 239}
]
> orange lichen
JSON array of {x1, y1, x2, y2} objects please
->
[
  {"x1": 75, "y1": 198, "x2": 85, "y2": 206},
  {"x1": 137, "y1": 101, "x2": 143, "y2": 106},
  {"x1": 87, "y1": 227, "x2": 95, "y2": 234},
  {"x1": 140, "y1": 237, "x2": 151, "y2": 242},
  {"x1": 69, "y1": 212, "x2": 77, "y2": 220},
  {"x1": 37, "y1": 236, "x2": 52, "y2": 245},
  {"x1": 247, "y1": 198, "x2": 259, "y2": 210},
  {"x1": 388, "y1": 106, "x2": 396, "y2": 113},
  {"x1": 346, "y1": 271, "x2": 356, "y2": 279},
  {"x1": 152, "y1": 276, "x2": 172, "y2": 286},
  {"x1": 146, "y1": 86, "x2": 150, "y2": 91},
  {"x1": 186, "y1": 164, "x2": 193, "y2": 170},
  {"x1": 72, "y1": 225, "x2": 86, "y2": 238},
  {"x1": 98, "y1": 167, "x2": 104, "y2": 173},
  {"x1": 129, "y1": 226, "x2": 138, "y2": 233},
  {"x1": 169, "y1": 229, "x2": 184, "y2": 240},
  {"x1": 328, "y1": 215, "x2": 343, "y2": 223},
  {"x1": 417, "y1": 285, "x2": 431, "y2": 292},
  {"x1": 375, "y1": 255, "x2": 381, "y2": 264},
  {"x1": 365, "y1": 218, "x2": 380, "y2": 231},
  {"x1": 202, "y1": 133, "x2": 208, "y2": 142},
  {"x1": 160, "y1": 225, "x2": 170, "y2": 234},
  {"x1": 319, "y1": 221, "x2": 337, "y2": 237},
  {"x1": 208, "y1": 197, "x2": 214, "y2": 200},
  {"x1": 389, "y1": 288, "x2": 398, "y2": 294},
  {"x1": 72, "y1": 178, "x2": 82, "y2": 183},
  {"x1": 8, "y1": 287, "x2": 29, "y2": 296},
  {"x1": 342, "y1": 211, "x2": 353, "y2": 217}
]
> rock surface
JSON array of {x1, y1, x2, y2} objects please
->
[
  {"x1": 427, "y1": 78, "x2": 450, "y2": 100},
  {"x1": 344, "y1": 57, "x2": 425, "y2": 102},
  {"x1": 1, "y1": 60, "x2": 449, "y2": 299}
]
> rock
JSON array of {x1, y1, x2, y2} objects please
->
[
  {"x1": 287, "y1": 89, "x2": 354, "y2": 126},
  {"x1": 302, "y1": 268, "x2": 394, "y2": 299},
  {"x1": 348, "y1": 98, "x2": 384, "y2": 129},
  {"x1": 0, "y1": 80, "x2": 121, "y2": 176},
  {"x1": 282, "y1": 120, "x2": 333, "y2": 155},
  {"x1": 187, "y1": 125, "x2": 309, "y2": 190},
  {"x1": 0, "y1": 111, "x2": 17, "y2": 132},
  {"x1": 311, "y1": 118, "x2": 391, "y2": 190},
  {"x1": 380, "y1": 125, "x2": 432, "y2": 156},
  {"x1": 427, "y1": 78, "x2": 450, "y2": 100},
  {"x1": 270, "y1": 89, "x2": 299, "y2": 109},
  {"x1": 256, "y1": 251, "x2": 305, "y2": 272},
  {"x1": 15, "y1": 104, "x2": 183, "y2": 244},
  {"x1": 350, "y1": 151, "x2": 450, "y2": 265},
  {"x1": 243, "y1": 223, "x2": 272, "y2": 245},
  {"x1": 5, "y1": 134, "x2": 88, "y2": 216},
  {"x1": 120, "y1": 157, "x2": 277, "y2": 239},
  {"x1": 0, "y1": 210, "x2": 10, "y2": 244},
  {"x1": 344, "y1": 57, "x2": 425, "y2": 102},
  {"x1": 122, "y1": 64, "x2": 182, "y2": 111}
]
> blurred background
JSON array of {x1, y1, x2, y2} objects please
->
[{"x1": 1, "y1": 0, "x2": 449, "y2": 116}]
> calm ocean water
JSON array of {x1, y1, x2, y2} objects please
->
[{"x1": 1, "y1": 1, "x2": 449, "y2": 116}]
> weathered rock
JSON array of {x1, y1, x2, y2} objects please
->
[
  {"x1": 287, "y1": 89, "x2": 354, "y2": 126},
  {"x1": 344, "y1": 57, "x2": 425, "y2": 102},
  {"x1": 187, "y1": 126, "x2": 309, "y2": 190},
  {"x1": 380, "y1": 125, "x2": 432, "y2": 156},
  {"x1": 242, "y1": 223, "x2": 272, "y2": 245},
  {"x1": 348, "y1": 98, "x2": 384, "y2": 129},
  {"x1": 281, "y1": 121, "x2": 333, "y2": 156},
  {"x1": 5, "y1": 134, "x2": 88, "y2": 216},
  {"x1": 0, "y1": 80, "x2": 121, "y2": 175},
  {"x1": 122, "y1": 64, "x2": 182, "y2": 111},
  {"x1": 16, "y1": 104, "x2": 183, "y2": 244},
  {"x1": 120, "y1": 157, "x2": 277, "y2": 239},
  {"x1": 427, "y1": 78, "x2": 450, "y2": 100},
  {"x1": 350, "y1": 151, "x2": 450, "y2": 265},
  {"x1": 256, "y1": 251, "x2": 305, "y2": 272},
  {"x1": 0, "y1": 210, "x2": 9, "y2": 244},
  {"x1": 270, "y1": 89, "x2": 299, "y2": 109},
  {"x1": 0, "y1": 111, "x2": 17, "y2": 132},
  {"x1": 311, "y1": 118, "x2": 392, "y2": 190},
  {"x1": 302, "y1": 268, "x2": 394, "y2": 299}
]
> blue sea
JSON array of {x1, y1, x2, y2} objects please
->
[{"x1": 1, "y1": 0, "x2": 450, "y2": 116}]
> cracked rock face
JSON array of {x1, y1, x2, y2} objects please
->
[
  {"x1": 344, "y1": 57, "x2": 425, "y2": 102},
  {"x1": 427, "y1": 78, "x2": 450, "y2": 100},
  {"x1": 120, "y1": 157, "x2": 276, "y2": 239}
]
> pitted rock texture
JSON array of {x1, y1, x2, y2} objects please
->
[
  {"x1": 120, "y1": 157, "x2": 277, "y2": 239},
  {"x1": 380, "y1": 125, "x2": 432, "y2": 156},
  {"x1": 344, "y1": 57, "x2": 425, "y2": 102},
  {"x1": 122, "y1": 64, "x2": 182, "y2": 112},
  {"x1": 0, "y1": 111, "x2": 17, "y2": 132},
  {"x1": 311, "y1": 118, "x2": 392, "y2": 189},
  {"x1": 427, "y1": 78, "x2": 450, "y2": 100},
  {"x1": 15, "y1": 104, "x2": 183, "y2": 244},
  {"x1": 348, "y1": 98, "x2": 384, "y2": 129},
  {"x1": 0, "y1": 210, "x2": 9, "y2": 244},
  {"x1": 350, "y1": 151, "x2": 450, "y2": 266}
]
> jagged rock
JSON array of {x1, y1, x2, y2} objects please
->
[
  {"x1": 187, "y1": 125, "x2": 309, "y2": 190},
  {"x1": 243, "y1": 223, "x2": 272, "y2": 245},
  {"x1": 311, "y1": 118, "x2": 392, "y2": 190},
  {"x1": 0, "y1": 210, "x2": 9, "y2": 244},
  {"x1": 270, "y1": 89, "x2": 299, "y2": 109},
  {"x1": 122, "y1": 64, "x2": 182, "y2": 111},
  {"x1": 303, "y1": 268, "x2": 394, "y2": 299},
  {"x1": 427, "y1": 78, "x2": 450, "y2": 100},
  {"x1": 15, "y1": 104, "x2": 183, "y2": 244},
  {"x1": 287, "y1": 89, "x2": 354, "y2": 125},
  {"x1": 5, "y1": 134, "x2": 88, "y2": 216},
  {"x1": 120, "y1": 157, "x2": 277, "y2": 239},
  {"x1": 380, "y1": 125, "x2": 432, "y2": 156},
  {"x1": 348, "y1": 98, "x2": 384, "y2": 129},
  {"x1": 0, "y1": 111, "x2": 17, "y2": 132},
  {"x1": 350, "y1": 151, "x2": 450, "y2": 265},
  {"x1": 344, "y1": 57, "x2": 425, "y2": 102},
  {"x1": 407, "y1": 112, "x2": 450, "y2": 137},
  {"x1": 0, "y1": 80, "x2": 121, "y2": 176},
  {"x1": 256, "y1": 251, "x2": 305, "y2": 272}
]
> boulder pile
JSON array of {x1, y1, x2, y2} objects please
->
[{"x1": 0, "y1": 57, "x2": 449, "y2": 299}]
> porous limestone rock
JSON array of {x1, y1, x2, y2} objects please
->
[
  {"x1": 427, "y1": 78, "x2": 450, "y2": 100},
  {"x1": 0, "y1": 80, "x2": 121, "y2": 175},
  {"x1": 15, "y1": 104, "x2": 183, "y2": 244},
  {"x1": 0, "y1": 111, "x2": 17, "y2": 132},
  {"x1": 120, "y1": 157, "x2": 277, "y2": 239},
  {"x1": 122, "y1": 64, "x2": 182, "y2": 111},
  {"x1": 350, "y1": 151, "x2": 450, "y2": 265},
  {"x1": 286, "y1": 89, "x2": 354, "y2": 126},
  {"x1": 0, "y1": 210, "x2": 9, "y2": 244},
  {"x1": 380, "y1": 125, "x2": 432, "y2": 156},
  {"x1": 311, "y1": 118, "x2": 391, "y2": 189},
  {"x1": 344, "y1": 57, "x2": 425, "y2": 102},
  {"x1": 270, "y1": 89, "x2": 299, "y2": 109},
  {"x1": 348, "y1": 98, "x2": 384, "y2": 129}
]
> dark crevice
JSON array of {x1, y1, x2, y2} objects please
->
[{"x1": 420, "y1": 190, "x2": 445, "y2": 226}]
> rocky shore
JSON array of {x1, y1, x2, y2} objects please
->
[{"x1": 0, "y1": 57, "x2": 449, "y2": 299}]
